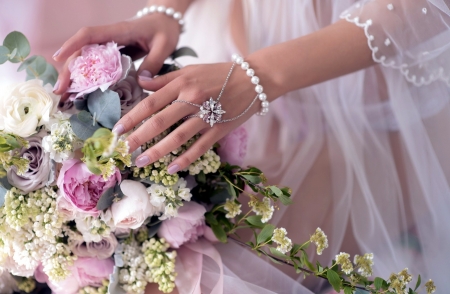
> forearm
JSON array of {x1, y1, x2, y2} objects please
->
[
  {"x1": 247, "y1": 19, "x2": 375, "y2": 101},
  {"x1": 147, "y1": 0, "x2": 194, "y2": 14}
]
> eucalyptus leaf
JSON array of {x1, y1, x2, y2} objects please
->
[
  {"x1": 96, "y1": 184, "x2": 124, "y2": 210},
  {"x1": 69, "y1": 111, "x2": 101, "y2": 140},
  {"x1": 74, "y1": 99, "x2": 88, "y2": 111},
  {"x1": 210, "y1": 188, "x2": 231, "y2": 204},
  {"x1": 147, "y1": 221, "x2": 162, "y2": 238},
  {"x1": 211, "y1": 223, "x2": 227, "y2": 243},
  {"x1": 25, "y1": 55, "x2": 47, "y2": 78},
  {"x1": 39, "y1": 61, "x2": 58, "y2": 86},
  {"x1": 0, "y1": 46, "x2": 10, "y2": 64},
  {"x1": 108, "y1": 266, "x2": 126, "y2": 294},
  {"x1": 171, "y1": 47, "x2": 198, "y2": 59},
  {"x1": 3, "y1": 31, "x2": 30, "y2": 63},
  {"x1": 256, "y1": 224, "x2": 275, "y2": 244},
  {"x1": 0, "y1": 177, "x2": 12, "y2": 190},
  {"x1": 157, "y1": 63, "x2": 178, "y2": 76},
  {"x1": 0, "y1": 185, "x2": 7, "y2": 206},
  {"x1": 326, "y1": 269, "x2": 342, "y2": 292},
  {"x1": 8, "y1": 48, "x2": 17, "y2": 60},
  {"x1": 87, "y1": 89, "x2": 121, "y2": 129},
  {"x1": 17, "y1": 55, "x2": 38, "y2": 72}
]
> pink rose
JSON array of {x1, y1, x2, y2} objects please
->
[
  {"x1": 68, "y1": 42, "x2": 123, "y2": 98},
  {"x1": 217, "y1": 126, "x2": 248, "y2": 166},
  {"x1": 35, "y1": 257, "x2": 114, "y2": 294},
  {"x1": 158, "y1": 202, "x2": 208, "y2": 248},
  {"x1": 70, "y1": 233, "x2": 118, "y2": 260},
  {"x1": 57, "y1": 159, "x2": 121, "y2": 217}
]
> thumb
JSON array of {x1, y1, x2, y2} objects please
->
[{"x1": 137, "y1": 37, "x2": 171, "y2": 80}]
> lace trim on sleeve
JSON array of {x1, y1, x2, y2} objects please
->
[{"x1": 340, "y1": 5, "x2": 450, "y2": 87}]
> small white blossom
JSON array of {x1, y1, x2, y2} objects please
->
[
  {"x1": 335, "y1": 252, "x2": 353, "y2": 274},
  {"x1": 249, "y1": 197, "x2": 274, "y2": 223},
  {"x1": 310, "y1": 227, "x2": 328, "y2": 255},
  {"x1": 271, "y1": 228, "x2": 293, "y2": 254},
  {"x1": 354, "y1": 253, "x2": 374, "y2": 277},
  {"x1": 224, "y1": 199, "x2": 241, "y2": 219}
]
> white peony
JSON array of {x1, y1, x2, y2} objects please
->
[
  {"x1": 111, "y1": 180, "x2": 155, "y2": 229},
  {"x1": 0, "y1": 79, "x2": 59, "y2": 137}
]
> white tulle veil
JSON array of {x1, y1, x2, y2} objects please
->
[{"x1": 179, "y1": 0, "x2": 450, "y2": 292}]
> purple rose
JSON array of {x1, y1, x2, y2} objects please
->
[
  {"x1": 70, "y1": 233, "x2": 118, "y2": 260},
  {"x1": 158, "y1": 202, "x2": 208, "y2": 248},
  {"x1": 7, "y1": 131, "x2": 52, "y2": 193},
  {"x1": 217, "y1": 126, "x2": 248, "y2": 166},
  {"x1": 68, "y1": 42, "x2": 123, "y2": 98},
  {"x1": 57, "y1": 159, "x2": 121, "y2": 217},
  {"x1": 110, "y1": 68, "x2": 146, "y2": 115}
]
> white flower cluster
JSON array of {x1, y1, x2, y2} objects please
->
[
  {"x1": 271, "y1": 228, "x2": 293, "y2": 254},
  {"x1": 147, "y1": 178, "x2": 192, "y2": 220},
  {"x1": 188, "y1": 149, "x2": 221, "y2": 175},
  {"x1": 335, "y1": 252, "x2": 354, "y2": 274},
  {"x1": 354, "y1": 253, "x2": 374, "y2": 277},
  {"x1": 75, "y1": 215, "x2": 113, "y2": 243},
  {"x1": 309, "y1": 227, "x2": 329, "y2": 255},
  {"x1": 142, "y1": 238, "x2": 177, "y2": 293},
  {"x1": 0, "y1": 187, "x2": 76, "y2": 281},
  {"x1": 224, "y1": 199, "x2": 242, "y2": 219},
  {"x1": 388, "y1": 268, "x2": 412, "y2": 293},
  {"x1": 118, "y1": 240, "x2": 152, "y2": 294},
  {"x1": 79, "y1": 279, "x2": 109, "y2": 294},
  {"x1": 249, "y1": 197, "x2": 274, "y2": 223},
  {"x1": 42, "y1": 118, "x2": 82, "y2": 162}
]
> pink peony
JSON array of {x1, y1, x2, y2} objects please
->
[
  {"x1": 57, "y1": 159, "x2": 121, "y2": 217},
  {"x1": 35, "y1": 257, "x2": 114, "y2": 294},
  {"x1": 217, "y1": 126, "x2": 248, "y2": 166},
  {"x1": 68, "y1": 42, "x2": 123, "y2": 98},
  {"x1": 158, "y1": 202, "x2": 208, "y2": 248}
]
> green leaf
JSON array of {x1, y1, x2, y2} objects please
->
[
  {"x1": 210, "y1": 188, "x2": 231, "y2": 204},
  {"x1": 374, "y1": 277, "x2": 384, "y2": 290},
  {"x1": 171, "y1": 47, "x2": 198, "y2": 59},
  {"x1": 269, "y1": 186, "x2": 283, "y2": 196},
  {"x1": 69, "y1": 111, "x2": 101, "y2": 140},
  {"x1": 241, "y1": 174, "x2": 262, "y2": 185},
  {"x1": 245, "y1": 215, "x2": 265, "y2": 229},
  {"x1": 414, "y1": 274, "x2": 421, "y2": 291},
  {"x1": 0, "y1": 177, "x2": 12, "y2": 191},
  {"x1": 226, "y1": 182, "x2": 237, "y2": 198},
  {"x1": 0, "y1": 185, "x2": 7, "y2": 207},
  {"x1": 326, "y1": 269, "x2": 342, "y2": 292},
  {"x1": 256, "y1": 224, "x2": 275, "y2": 244},
  {"x1": 25, "y1": 56, "x2": 47, "y2": 78},
  {"x1": 0, "y1": 46, "x2": 10, "y2": 64},
  {"x1": 196, "y1": 171, "x2": 206, "y2": 183},
  {"x1": 205, "y1": 212, "x2": 218, "y2": 226},
  {"x1": 3, "y1": 31, "x2": 30, "y2": 63},
  {"x1": 278, "y1": 193, "x2": 292, "y2": 205},
  {"x1": 87, "y1": 89, "x2": 121, "y2": 129},
  {"x1": 269, "y1": 247, "x2": 288, "y2": 259},
  {"x1": 147, "y1": 221, "x2": 162, "y2": 238},
  {"x1": 157, "y1": 63, "x2": 178, "y2": 75},
  {"x1": 8, "y1": 48, "x2": 17, "y2": 60},
  {"x1": 344, "y1": 287, "x2": 354, "y2": 294},
  {"x1": 17, "y1": 55, "x2": 38, "y2": 72},
  {"x1": 96, "y1": 184, "x2": 124, "y2": 210},
  {"x1": 211, "y1": 224, "x2": 227, "y2": 243}
]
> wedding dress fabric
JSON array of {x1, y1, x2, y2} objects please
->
[{"x1": 179, "y1": 0, "x2": 450, "y2": 292}]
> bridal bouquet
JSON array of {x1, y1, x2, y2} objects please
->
[{"x1": 0, "y1": 31, "x2": 435, "y2": 294}]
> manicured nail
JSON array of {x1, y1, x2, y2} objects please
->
[
  {"x1": 167, "y1": 164, "x2": 180, "y2": 175},
  {"x1": 112, "y1": 124, "x2": 125, "y2": 135},
  {"x1": 139, "y1": 70, "x2": 153, "y2": 81},
  {"x1": 53, "y1": 80, "x2": 60, "y2": 92},
  {"x1": 53, "y1": 48, "x2": 62, "y2": 59},
  {"x1": 135, "y1": 156, "x2": 150, "y2": 167}
]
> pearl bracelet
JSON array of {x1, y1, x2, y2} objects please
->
[
  {"x1": 231, "y1": 54, "x2": 269, "y2": 116},
  {"x1": 136, "y1": 5, "x2": 185, "y2": 31}
]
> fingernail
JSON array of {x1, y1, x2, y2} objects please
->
[
  {"x1": 53, "y1": 80, "x2": 60, "y2": 92},
  {"x1": 112, "y1": 124, "x2": 125, "y2": 135},
  {"x1": 167, "y1": 164, "x2": 180, "y2": 175},
  {"x1": 139, "y1": 70, "x2": 153, "y2": 81},
  {"x1": 53, "y1": 47, "x2": 62, "y2": 59},
  {"x1": 135, "y1": 156, "x2": 150, "y2": 167}
]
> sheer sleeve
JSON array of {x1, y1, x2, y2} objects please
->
[{"x1": 341, "y1": 0, "x2": 450, "y2": 86}]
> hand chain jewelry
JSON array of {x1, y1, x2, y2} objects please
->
[
  {"x1": 136, "y1": 5, "x2": 185, "y2": 32},
  {"x1": 172, "y1": 54, "x2": 268, "y2": 127}
]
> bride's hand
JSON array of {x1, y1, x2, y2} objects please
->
[
  {"x1": 52, "y1": 13, "x2": 181, "y2": 95},
  {"x1": 113, "y1": 61, "x2": 274, "y2": 174}
]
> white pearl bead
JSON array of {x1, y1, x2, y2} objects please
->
[
  {"x1": 157, "y1": 5, "x2": 166, "y2": 13},
  {"x1": 137, "y1": 11, "x2": 143, "y2": 17},
  {"x1": 241, "y1": 62, "x2": 249, "y2": 70},
  {"x1": 149, "y1": 5, "x2": 157, "y2": 12},
  {"x1": 258, "y1": 93, "x2": 267, "y2": 101},
  {"x1": 261, "y1": 101, "x2": 269, "y2": 108},
  {"x1": 173, "y1": 12, "x2": 182, "y2": 20},
  {"x1": 231, "y1": 54, "x2": 240, "y2": 62},
  {"x1": 235, "y1": 57, "x2": 244, "y2": 65},
  {"x1": 251, "y1": 76, "x2": 260, "y2": 84},
  {"x1": 165, "y1": 8, "x2": 175, "y2": 15},
  {"x1": 255, "y1": 85, "x2": 263, "y2": 93},
  {"x1": 246, "y1": 69, "x2": 255, "y2": 77},
  {"x1": 262, "y1": 107, "x2": 269, "y2": 113},
  {"x1": 179, "y1": 19, "x2": 185, "y2": 26},
  {"x1": 142, "y1": 7, "x2": 149, "y2": 14}
]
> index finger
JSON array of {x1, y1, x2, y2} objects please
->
[{"x1": 53, "y1": 22, "x2": 134, "y2": 62}]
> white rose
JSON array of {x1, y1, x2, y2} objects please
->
[
  {"x1": 111, "y1": 180, "x2": 155, "y2": 229},
  {"x1": 0, "y1": 79, "x2": 59, "y2": 137}
]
